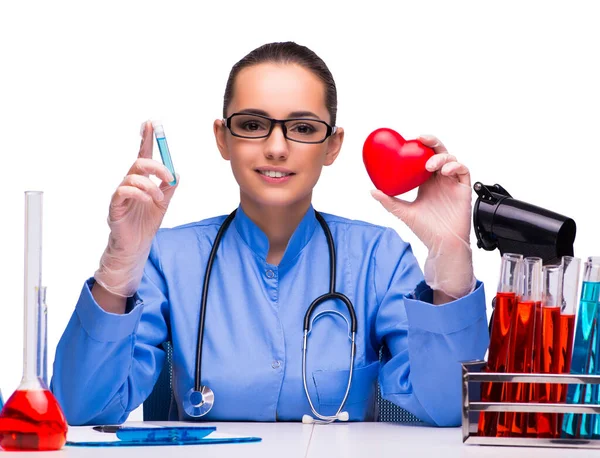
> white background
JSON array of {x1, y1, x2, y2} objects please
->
[{"x1": 1, "y1": 0, "x2": 599, "y2": 421}]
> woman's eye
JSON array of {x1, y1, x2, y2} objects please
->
[
  {"x1": 291, "y1": 123, "x2": 316, "y2": 134},
  {"x1": 242, "y1": 122, "x2": 265, "y2": 131}
]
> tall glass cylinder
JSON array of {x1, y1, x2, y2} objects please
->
[
  {"x1": 478, "y1": 253, "x2": 522, "y2": 437},
  {"x1": 0, "y1": 192, "x2": 68, "y2": 451},
  {"x1": 24, "y1": 191, "x2": 43, "y2": 388},
  {"x1": 562, "y1": 258, "x2": 600, "y2": 439}
]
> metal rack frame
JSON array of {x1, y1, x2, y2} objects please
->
[{"x1": 461, "y1": 360, "x2": 600, "y2": 449}]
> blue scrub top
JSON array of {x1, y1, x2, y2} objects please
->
[{"x1": 51, "y1": 204, "x2": 489, "y2": 426}]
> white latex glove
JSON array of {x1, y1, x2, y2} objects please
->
[
  {"x1": 371, "y1": 135, "x2": 476, "y2": 301},
  {"x1": 94, "y1": 121, "x2": 179, "y2": 297}
]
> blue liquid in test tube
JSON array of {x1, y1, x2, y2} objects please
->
[
  {"x1": 152, "y1": 121, "x2": 177, "y2": 186},
  {"x1": 562, "y1": 276, "x2": 600, "y2": 438}
]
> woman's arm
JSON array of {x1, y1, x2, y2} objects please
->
[
  {"x1": 373, "y1": 228, "x2": 489, "y2": 426},
  {"x1": 50, "y1": 239, "x2": 169, "y2": 426}
]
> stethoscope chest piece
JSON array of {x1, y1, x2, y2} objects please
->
[{"x1": 183, "y1": 386, "x2": 215, "y2": 417}]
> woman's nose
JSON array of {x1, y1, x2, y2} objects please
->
[{"x1": 264, "y1": 124, "x2": 289, "y2": 160}]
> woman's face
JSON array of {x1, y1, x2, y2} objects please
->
[{"x1": 214, "y1": 63, "x2": 344, "y2": 209}]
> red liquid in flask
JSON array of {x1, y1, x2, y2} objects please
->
[
  {"x1": 0, "y1": 389, "x2": 67, "y2": 451},
  {"x1": 478, "y1": 291, "x2": 516, "y2": 437},
  {"x1": 497, "y1": 300, "x2": 536, "y2": 437}
]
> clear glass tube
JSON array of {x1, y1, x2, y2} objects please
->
[
  {"x1": 521, "y1": 257, "x2": 543, "y2": 301},
  {"x1": 542, "y1": 264, "x2": 563, "y2": 308},
  {"x1": 497, "y1": 253, "x2": 523, "y2": 294},
  {"x1": 23, "y1": 191, "x2": 44, "y2": 389},
  {"x1": 561, "y1": 256, "x2": 581, "y2": 316}
]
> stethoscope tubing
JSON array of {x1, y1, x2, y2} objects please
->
[
  {"x1": 194, "y1": 210, "x2": 237, "y2": 391},
  {"x1": 191, "y1": 209, "x2": 357, "y2": 419}
]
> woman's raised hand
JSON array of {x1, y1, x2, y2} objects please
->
[
  {"x1": 371, "y1": 134, "x2": 476, "y2": 301},
  {"x1": 93, "y1": 121, "x2": 179, "y2": 298}
]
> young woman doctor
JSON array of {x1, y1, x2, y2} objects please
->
[{"x1": 51, "y1": 42, "x2": 488, "y2": 426}]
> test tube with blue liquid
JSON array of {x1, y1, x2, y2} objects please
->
[
  {"x1": 591, "y1": 256, "x2": 600, "y2": 439},
  {"x1": 561, "y1": 257, "x2": 600, "y2": 438},
  {"x1": 152, "y1": 121, "x2": 177, "y2": 186}
]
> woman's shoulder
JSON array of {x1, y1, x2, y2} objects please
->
[
  {"x1": 319, "y1": 211, "x2": 409, "y2": 245},
  {"x1": 154, "y1": 214, "x2": 229, "y2": 245},
  {"x1": 320, "y1": 211, "x2": 389, "y2": 234}
]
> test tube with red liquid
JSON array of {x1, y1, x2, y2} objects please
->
[
  {"x1": 554, "y1": 256, "x2": 580, "y2": 436},
  {"x1": 532, "y1": 264, "x2": 563, "y2": 438},
  {"x1": 477, "y1": 253, "x2": 522, "y2": 437},
  {"x1": 498, "y1": 257, "x2": 541, "y2": 437},
  {"x1": 0, "y1": 192, "x2": 68, "y2": 451}
]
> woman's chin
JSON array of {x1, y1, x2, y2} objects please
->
[{"x1": 246, "y1": 189, "x2": 311, "y2": 209}]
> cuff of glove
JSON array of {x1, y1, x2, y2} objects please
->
[
  {"x1": 405, "y1": 280, "x2": 486, "y2": 334},
  {"x1": 76, "y1": 278, "x2": 144, "y2": 342}
]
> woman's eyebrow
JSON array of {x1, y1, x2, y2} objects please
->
[
  {"x1": 239, "y1": 108, "x2": 322, "y2": 120},
  {"x1": 239, "y1": 108, "x2": 270, "y2": 116},
  {"x1": 287, "y1": 110, "x2": 321, "y2": 119}
]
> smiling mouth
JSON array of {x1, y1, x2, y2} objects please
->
[{"x1": 256, "y1": 170, "x2": 295, "y2": 178}]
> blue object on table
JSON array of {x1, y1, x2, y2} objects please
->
[
  {"x1": 67, "y1": 425, "x2": 261, "y2": 447},
  {"x1": 0, "y1": 388, "x2": 4, "y2": 410},
  {"x1": 116, "y1": 426, "x2": 215, "y2": 442}
]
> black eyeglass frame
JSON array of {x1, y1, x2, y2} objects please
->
[{"x1": 223, "y1": 112, "x2": 337, "y2": 144}]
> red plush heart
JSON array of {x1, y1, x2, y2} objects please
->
[{"x1": 363, "y1": 128, "x2": 435, "y2": 196}]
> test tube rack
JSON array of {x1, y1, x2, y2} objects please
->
[{"x1": 461, "y1": 360, "x2": 600, "y2": 449}]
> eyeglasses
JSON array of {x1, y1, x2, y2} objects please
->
[{"x1": 223, "y1": 112, "x2": 337, "y2": 144}]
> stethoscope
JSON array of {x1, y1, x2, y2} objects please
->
[{"x1": 182, "y1": 209, "x2": 357, "y2": 424}]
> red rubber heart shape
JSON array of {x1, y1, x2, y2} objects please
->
[{"x1": 363, "y1": 128, "x2": 435, "y2": 196}]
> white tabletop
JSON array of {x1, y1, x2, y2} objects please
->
[
  {"x1": 309, "y1": 422, "x2": 600, "y2": 458},
  {"x1": 3, "y1": 421, "x2": 600, "y2": 457}
]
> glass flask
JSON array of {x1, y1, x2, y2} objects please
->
[{"x1": 0, "y1": 191, "x2": 68, "y2": 451}]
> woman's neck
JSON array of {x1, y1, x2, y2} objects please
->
[{"x1": 240, "y1": 193, "x2": 312, "y2": 265}]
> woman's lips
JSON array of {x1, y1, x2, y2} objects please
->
[{"x1": 256, "y1": 170, "x2": 295, "y2": 184}]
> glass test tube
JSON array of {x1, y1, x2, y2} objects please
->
[
  {"x1": 501, "y1": 257, "x2": 541, "y2": 437},
  {"x1": 478, "y1": 253, "x2": 522, "y2": 437},
  {"x1": 556, "y1": 256, "x2": 580, "y2": 435},
  {"x1": 562, "y1": 258, "x2": 600, "y2": 439},
  {"x1": 534, "y1": 264, "x2": 563, "y2": 438},
  {"x1": 589, "y1": 257, "x2": 600, "y2": 439},
  {"x1": 152, "y1": 121, "x2": 177, "y2": 186}
]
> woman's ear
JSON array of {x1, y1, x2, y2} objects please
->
[
  {"x1": 214, "y1": 119, "x2": 230, "y2": 160},
  {"x1": 324, "y1": 127, "x2": 344, "y2": 166}
]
